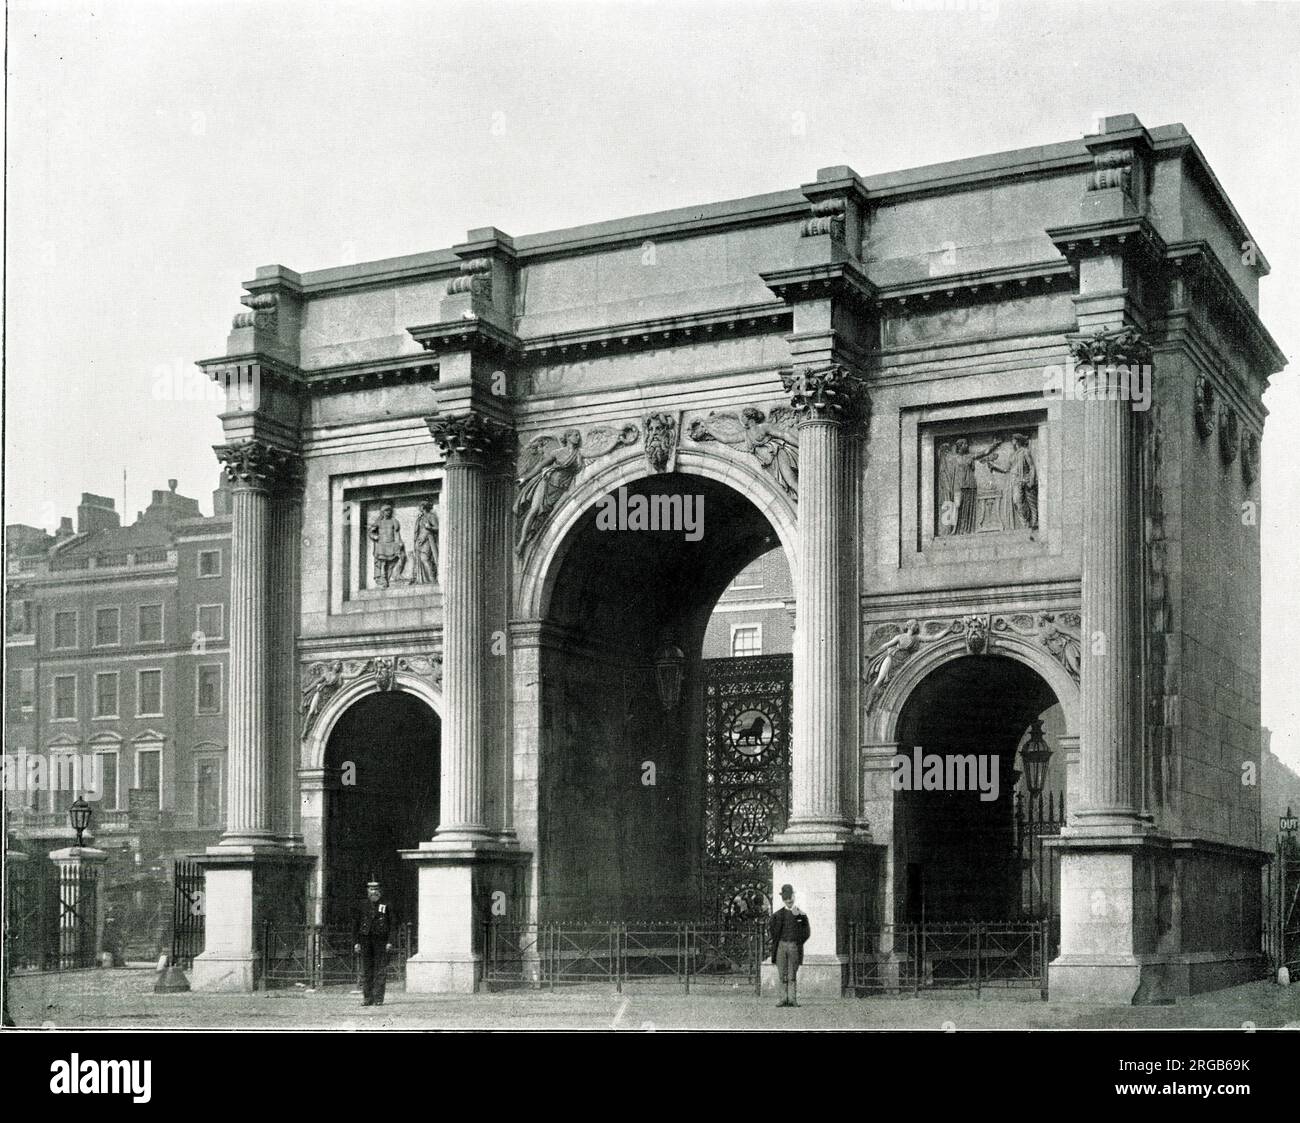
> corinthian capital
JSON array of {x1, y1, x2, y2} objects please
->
[
  {"x1": 214, "y1": 439, "x2": 303, "y2": 494},
  {"x1": 426, "y1": 410, "x2": 513, "y2": 464},
  {"x1": 781, "y1": 363, "x2": 869, "y2": 425},
  {"x1": 1068, "y1": 326, "x2": 1153, "y2": 370}
]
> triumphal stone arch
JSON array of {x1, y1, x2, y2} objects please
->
[{"x1": 189, "y1": 116, "x2": 1283, "y2": 1001}]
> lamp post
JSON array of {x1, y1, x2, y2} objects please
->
[
  {"x1": 1019, "y1": 719, "x2": 1053, "y2": 811},
  {"x1": 69, "y1": 796, "x2": 92, "y2": 849}
]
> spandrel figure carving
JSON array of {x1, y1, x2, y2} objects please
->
[
  {"x1": 688, "y1": 406, "x2": 799, "y2": 497},
  {"x1": 515, "y1": 429, "x2": 585, "y2": 556}
]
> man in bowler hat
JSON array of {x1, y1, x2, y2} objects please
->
[
  {"x1": 353, "y1": 878, "x2": 394, "y2": 1006},
  {"x1": 769, "y1": 883, "x2": 811, "y2": 1007}
]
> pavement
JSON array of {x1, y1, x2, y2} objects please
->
[{"x1": 7, "y1": 968, "x2": 1300, "y2": 1030}]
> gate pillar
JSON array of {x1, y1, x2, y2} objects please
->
[{"x1": 48, "y1": 845, "x2": 107, "y2": 969}]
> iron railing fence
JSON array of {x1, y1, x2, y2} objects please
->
[
  {"x1": 848, "y1": 920, "x2": 1049, "y2": 999},
  {"x1": 483, "y1": 920, "x2": 766, "y2": 994},
  {"x1": 170, "y1": 859, "x2": 205, "y2": 969},
  {"x1": 258, "y1": 922, "x2": 412, "y2": 990}
]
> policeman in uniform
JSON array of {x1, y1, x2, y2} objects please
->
[
  {"x1": 768, "y1": 883, "x2": 811, "y2": 1007},
  {"x1": 353, "y1": 878, "x2": 394, "y2": 1006}
]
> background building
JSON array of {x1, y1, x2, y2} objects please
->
[{"x1": 4, "y1": 478, "x2": 231, "y2": 957}]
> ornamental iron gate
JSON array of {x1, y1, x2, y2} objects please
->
[{"x1": 701, "y1": 655, "x2": 792, "y2": 920}]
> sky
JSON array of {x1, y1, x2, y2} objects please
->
[{"x1": 4, "y1": 0, "x2": 1300, "y2": 769}]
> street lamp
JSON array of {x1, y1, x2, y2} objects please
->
[
  {"x1": 1019, "y1": 719, "x2": 1053, "y2": 805},
  {"x1": 69, "y1": 796, "x2": 92, "y2": 848},
  {"x1": 653, "y1": 632, "x2": 685, "y2": 711}
]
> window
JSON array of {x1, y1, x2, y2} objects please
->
[
  {"x1": 137, "y1": 669, "x2": 163, "y2": 716},
  {"x1": 94, "y1": 750, "x2": 120, "y2": 811},
  {"x1": 19, "y1": 668, "x2": 35, "y2": 713},
  {"x1": 197, "y1": 549, "x2": 222, "y2": 577},
  {"x1": 53, "y1": 611, "x2": 77, "y2": 649},
  {"x1": 197, "y1": 604, "x2": 224, "y2": 641},
  {"x1": 94, "y1": 606, "x2": 120, "y2": 647},
  {"x1": 6, "y1": 598, "x2": 33, "y2": 636},
  {"x1": 53, "y1": 675, "x2": 77, "y2": 720},
  {"x1": 135, "y1": 749, "x2": 162, "y2": 808},
  {"x1": 731, "y1": 625, "x2": 762, "y2": 657},
  {"x1": 196, "y1": 758, "x2": 223, "y2": 828},
  {"x1": 138, "y1": 604, "x2": 163, "y2": 644},
  {"x1": 94, "y1": 672, "x2": 119, "y2": 718},
  {"x1": 196, "y1": 664, "x2": 222, "y2": 715}
]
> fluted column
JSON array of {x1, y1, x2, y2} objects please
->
[
  {"x1": 214, "y1": 440, "x2": 301, "y2": 848},
  {"x1": 781, "y1": 364, "x2": 867, "y2": 834},
  {"x1": 1071, "y1": 328, "x2": 1149, "y2": 828},
  {"x1": 426, "y1": 411, "x2": 512, "y2": 841}
]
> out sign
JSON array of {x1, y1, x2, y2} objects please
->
[{"x1": 1281, "y1": 815, "x2": 1299, "y2": 833}]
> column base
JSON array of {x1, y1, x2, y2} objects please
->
[
  {"x1": 190, "y1": 954, "x2": 258, "y2": 994},
  {"x1": 190, "y1": 848, "x2": 314, "y2": 993},
  {"x1": 405, "y1": 953, "x2": 482, "y2": 994},
  {"x1": 401, "y1": 840, "x2": 531, "y2": 994}
]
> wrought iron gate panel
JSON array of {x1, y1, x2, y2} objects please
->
[
  {"x1": 702, "y1": 655, "x2": 792, "y2": 920},
  {"x1": 170, "y1": 858, "x2": 205, "y2": 969}
]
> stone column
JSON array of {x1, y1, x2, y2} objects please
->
[
  {"x1": 1073, "y1": 328, "x2": 1151, "y2": 830},
  {"x1": 782, "y1": 363, "x2": 863, "y2": 835},
  {"x1": 404, "y1": 410, "x2": 527, "y2": 993},
  {"x1": 760, "y1": 363, "x2": 874, "y2": 997},
  {"x1": 211, "y1": 440, "x2": 301, "y2": 847},
  {"x1": 193, "y1": 439, "x2": 310, "y2": 992},
  {"x1": 425, "y1": 412, "x2": 509, "y2": 841},
  {"x1": 1049, "y1": 327, "x2": 1168, "y2": 1004}
]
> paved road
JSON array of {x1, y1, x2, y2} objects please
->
[{"x1": 7, "y1": 969, "x2": 1300, "y2": 1030}]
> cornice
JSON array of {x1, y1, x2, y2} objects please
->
[
  {"x1": 1045, "y1": 215, "x2": 1169, "y2": 269},
  {"x1": 760, "y1": 259, "x2": 878, "y2": 309},
  {"x1": 301, "y1": 356, "x2": 439, "y2": 392},
  {"x1": 870, "y1": 258, "x2": 1072, "y2": 313},
  {"x1": 1164, "y1": 240, "x2": 1286, "y2": 376},
  {"x1": 407, "y1": 318, "x2": 521, "y2": 358},
  {"x1": 522, "y1": 301, "x2": 790, "y2": 359}
]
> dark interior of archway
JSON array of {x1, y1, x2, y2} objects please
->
[
  {"x1": 323, "y1": 692, "x2": 440, "y2": 935},
  {"x1": 893, "y1": 655, "x2": 1057, "y2": 923},
  {"x1": 541, "y1": 473, "x2": 783, "y2": 921}
]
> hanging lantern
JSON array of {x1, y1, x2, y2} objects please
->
[
  {"x1": 653, "y1": 634, "x2": 685, "y2": 711},
  {"x1": 1019, "y1": 719, "x2": 1053, "y2": 799}
]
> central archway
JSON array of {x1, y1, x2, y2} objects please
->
[
  {"x1": 322, "y1": 692, "x2": 440, "y2": 935},
  {"x1": 536, "y1": 469, "x2": 791, "y2": 922}
]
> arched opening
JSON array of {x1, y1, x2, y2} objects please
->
[
  {"x1": 893, "y1": 655, "x2": 1065, "y2": 924},
  {"x1": 322, "y1": 691, "x2": 440, "y2": 935},
  {"x1": 538, "y1": 471, "x2": 792, "y2": 922}
]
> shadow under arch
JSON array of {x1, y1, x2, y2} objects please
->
[
  {"x1": 527, "y1": 459, "x2": 794, "y2": 922},
  {"x1": 886, "y1": 650, "x2": 1068, "y2": 925},
  {"x1": 316, "y1": 683, "x2": 441, "y2": 935}
]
